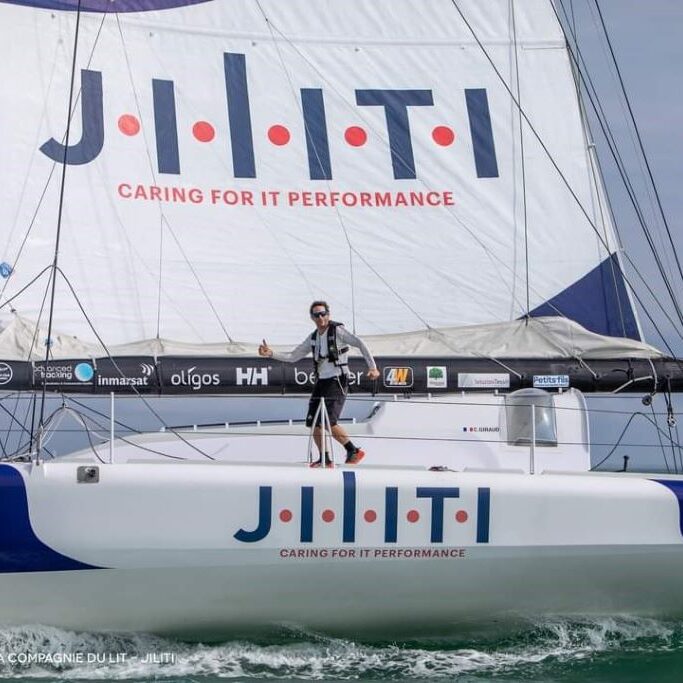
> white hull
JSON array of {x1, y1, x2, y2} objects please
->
[{"x1": 2, "y1": 456, "x2": 683, "y2": 638}]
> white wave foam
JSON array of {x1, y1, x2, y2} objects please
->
[{"x1": 0, "y1": 616, "x2": 676, "y2": 679}]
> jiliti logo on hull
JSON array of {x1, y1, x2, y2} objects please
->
[
  {"x1": 35, "y1": 51, "x2": 500, "y2": 200},
  {"x1": 233, "y1": 472, "x2": 491, "y2": 547}
]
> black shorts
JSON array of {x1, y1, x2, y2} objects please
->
[{"x1": 306, "y1": 375, "x2": 348, "y2": 427}]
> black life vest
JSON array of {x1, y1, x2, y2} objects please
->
[{"x1": 310, "y1": 321, "x2": 349, "y2": 377}]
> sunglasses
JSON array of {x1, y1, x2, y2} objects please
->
[{"x1": 311, "y1": 311, "x2": 328, "y2": 318}]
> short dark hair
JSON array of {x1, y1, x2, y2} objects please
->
[{"x1": 309, "y1": 300, "x2": 329, "y2": 315}]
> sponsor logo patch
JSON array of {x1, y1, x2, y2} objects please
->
[
  {"x1": 532, "y1": 374, "x2": 569, "y2": 389},
  {"x1": 457, "y1": 373, "x2": 510, "y2": 389},
  {"x1": 383, "y1": 367, "x2": 413, "y2": 388},
  {"x1": 0, "y1": 362, "x2": 13, "y2": 385},
  {"x1": 236, "y1": 367, "x2": 269, "y2": 386},
  {"x1": 426, "y1": 366, "x2": 447, "y2": 389}
]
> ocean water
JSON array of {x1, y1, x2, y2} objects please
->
[
  {"x1": 0, "y1": 617, "x2": 681, "y2": 682},
  {"x1": 2, "y1": 395, "x2": 683, "y2": 681}
]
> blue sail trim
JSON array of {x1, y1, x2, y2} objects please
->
[
  {"x1": 0, "y1": 465, "x2": 100, "y2": 573},
  {"x1": 529, "y1": 255, "x2": 640, "y2": 340},
  {"x1": 654, "y1": 480, "x2": 683, "y2": 537},
  {"x1": 0, "y1": 0, "x2": 211, "y2": 12}
]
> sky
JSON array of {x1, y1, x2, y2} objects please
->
[{"x1": 561, "y1": 0, "x2": 683, "y2": 470}]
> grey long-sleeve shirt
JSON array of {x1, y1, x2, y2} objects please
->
[{"x1": 272, "y1": 326, "x2": 377, "y2": 379}]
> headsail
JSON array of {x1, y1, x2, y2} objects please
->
[{"x1": 0, "y1": 0, "x2": 642, "y2": 354}]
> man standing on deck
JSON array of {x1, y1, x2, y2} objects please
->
[{"x1": 259, "y1": 301, "x2": 380, "y2": 467}]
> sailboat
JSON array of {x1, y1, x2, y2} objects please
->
[{"x1": 0, "y1": 0, "x2": 682, "y2": 637}]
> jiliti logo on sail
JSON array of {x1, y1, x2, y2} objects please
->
[
  {"x1": 36, "y1": 51, "x2": 500, "y2": 208},
  {"x1": 233, "y1": 472, "x2": 491, "y2": 551}
]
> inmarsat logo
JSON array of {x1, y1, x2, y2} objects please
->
[
  {"x1": 140, "y1": 363, "x2": 155, "y2": 377},
  {"x1": 38, "y1": 53, "x2": 499, "y2": 183},
  {"x1": 236, "y1": 367, "x2": 269, "y2": 386},
  {"x1": 170, "y1": 366, "x2": 220, "y2": 391}
]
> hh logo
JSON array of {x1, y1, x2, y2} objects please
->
[
  {"x1": 383, "y1": 367, "x2": 413, "y2": 388},
  {"x1": 236, "y1": 367, "x2": 269, "y2": 386},
  {"x1": 38, "y1": 53, "x2": 500, "y2": 181}
]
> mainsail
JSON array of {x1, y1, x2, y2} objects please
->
[{"x1": 0, "y1": 0, "x2": 644, "y2": 361}]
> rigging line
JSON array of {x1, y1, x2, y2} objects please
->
[
  {"x1": 160, "y1": 216, "x2": 234, "y2": 343},
  {"x1": 593, "y1": 0, "x2": 683, "y2": 292},
  {"x1": 66, "y1": 395, "x2": 144, "y2": 435},
  {"x1": 0, "y1": 11, "x2": 111, "y2": 309},
  {"x1": 650, "y1": 402, "x2": 673, "y2": 474},
  {"x1": 449, "y1": 0, "x2": 683, "y2": 359},
  {"x1": 583, "y1": 118, "x2": 628, "y2": 339},
  {"x1": 156, "y1": 214, "x2": 163, "y2": 339},
  {"x1": 114, "y1": 16, "x2": 233, "y2": 345},
  {"x1": 0, "y1": 266, "x2": 52, "y2": 313},
  {"x1": 255, "y1": 0, "x2": 361, "y2": 333},
  {"x1": 55, "y1": 267, "x2": 216, "y2": 460},
  {"x1": 65, "y1": 406, "x2": 188, "y2": 461},
  {"x1": 554, "y1": 1, "x2": 683, "y2": 333},
  {"x1": 254, "y1": 5, "x2": 548, "y2": 332},
  {"x1": 254, "y1": 14, "x2": 582, "y2": 329},
  {"x1": 558, "y1": 3, "x2": 629, "y2": 339},
  {"x1": 510, "y1": 0, "x2": 530, "y2": 316},
  {"x1": 3, "y1": 42, "x2": 60, "y2": 263}
]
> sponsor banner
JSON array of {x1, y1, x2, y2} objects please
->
[
  {"x1": 383, "y1": 367, "x2": 414, "y2": 388},
  {"x1": 426, "y1": 366, "x2": 447, "y2": 389},
  {"x1": 533, "y1": 374, "x2": 570, "y2": 389},
  {"x1": 0, "y1": 357, "x2": 677, "y2": 394},
  {"x1": 457, "y1": 373, "x2": 510, "y2": 389}
]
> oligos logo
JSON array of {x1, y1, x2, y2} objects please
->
[
  {"x1": 170, "y1": 366, "x2": 220, "y2": 391},
  {"x1": 4, "y1": 1, "x2": 213, "y2": 12}
]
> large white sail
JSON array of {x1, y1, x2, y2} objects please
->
[{"x1": 0, "y1": 0, "x2": 640, "y2": 350}]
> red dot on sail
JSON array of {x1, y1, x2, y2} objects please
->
[
  {"x1": 345, "y1": 126, "x2": 367, "y2": 147},
  {"x1": 407, "y1": 510, "x2": 419, "y2": 523},
  {"x1": 322, "y1": 509, "x2": 335, "y2": 522},
  {"x1": 279, "y1": 509, "x2": 293, "y2": 522},
  {"x1": 118, "y1": 115, "x2": 140, "y2": 136},
  {"x1": 455, "y1": 510, "x2": 468, "y2": 523},
  {"x1": 364, "y1": 509, "x2": 377, "y2": 523},
  {"x1": 193, "y1": 121, "x2": 215, "y2": 142},
  {"x1": 432, "y1": 126, "x2": 455, "y2": 146},
  {"x1": 268, "y1": 125, "x2": 291, "y2": 145}
]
